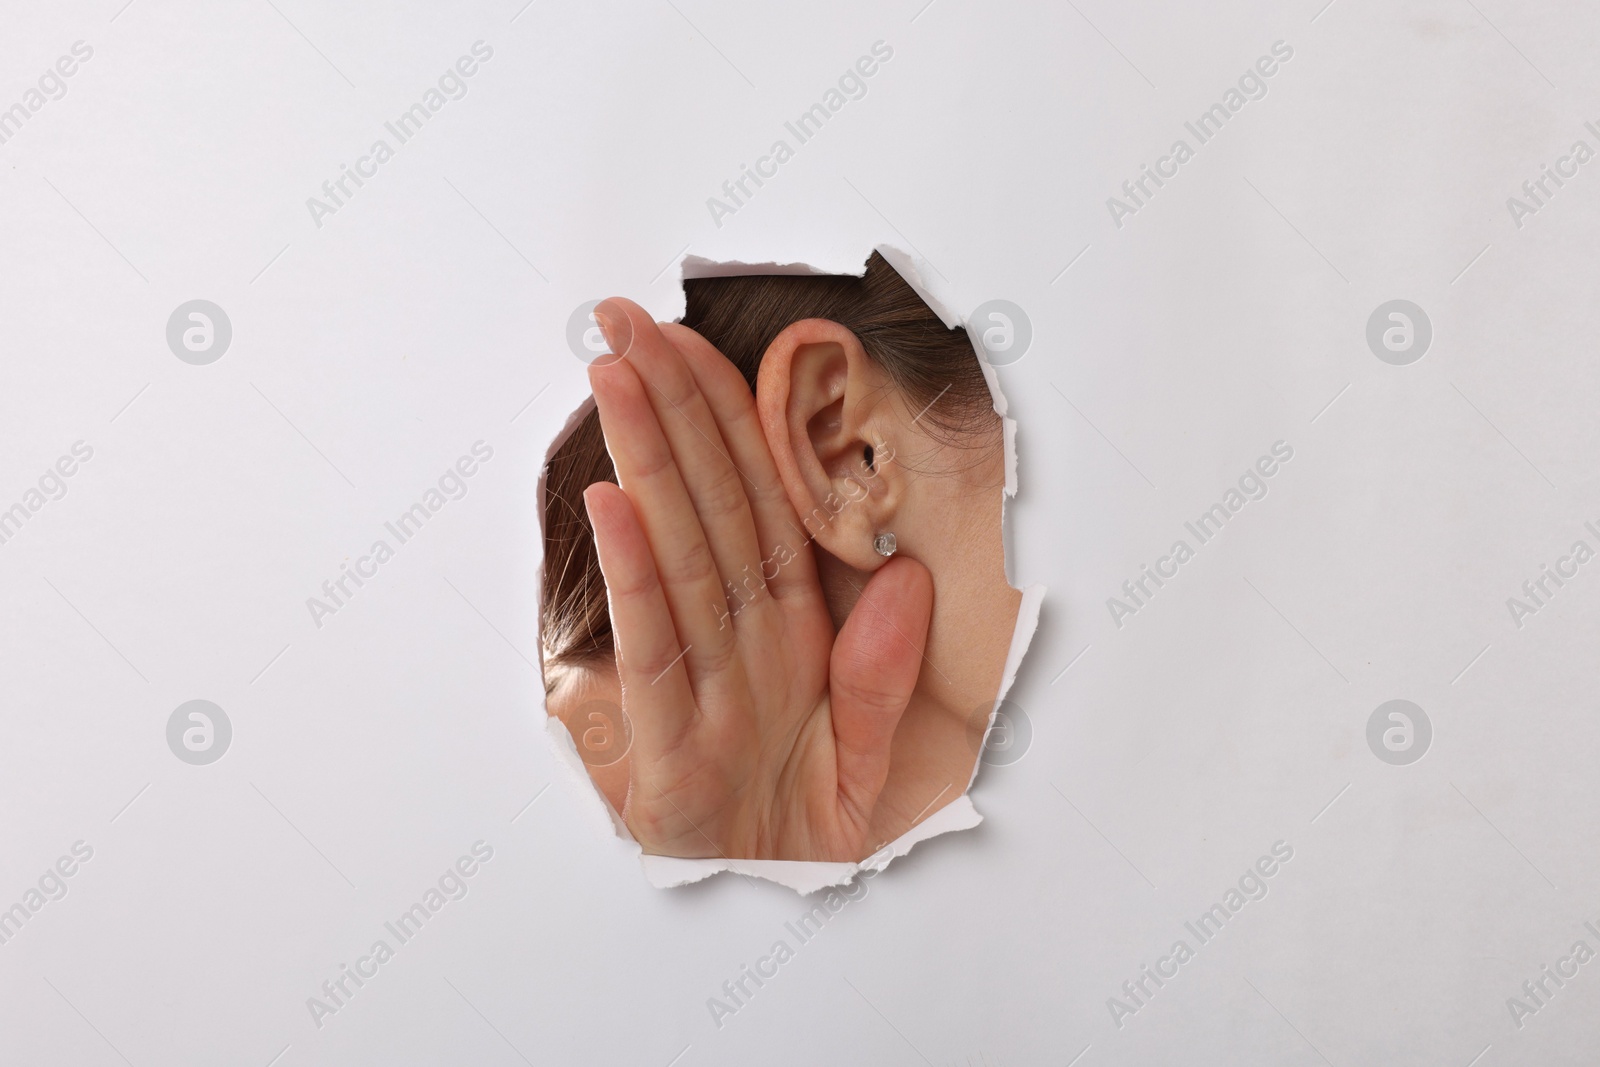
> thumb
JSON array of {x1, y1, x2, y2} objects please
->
[{"x1": 829, "y1": 555, "x2": 934, "y2": 831}]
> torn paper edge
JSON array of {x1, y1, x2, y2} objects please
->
[
  {"x1": 534, "y1": 394, "x2": 636, "y2": 838},
  {"x1": 682, "y1": 254, "x2": 850, "y2": 281},
  {"x1": 640, "y1": 582, "x2": 1044, "y2": 892},
  {"x1": 639, "y1": 798, "x2": 984, "y2": 892},
  {"x1": 536, "y1": 245, "x2": 1046, "y2": 894},
  {"x1": 967, "y1": 584, "x2": 1046, "y2": 793},
  {"x1": 535, "y1": 391, "x2": 653, "y2": 848}
]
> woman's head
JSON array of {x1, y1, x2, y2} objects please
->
[{"x1": 541, "y1": 252, "x2": 1021, "y2": 803}]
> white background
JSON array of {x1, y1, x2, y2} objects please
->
[{"x1": 3, "y1": 1, "x2": 1599, "y2": 1064}]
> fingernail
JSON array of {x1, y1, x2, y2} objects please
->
[
  {"x1": 591, "y1": 299, "x2": 631, "y2": 363},
  {"x1": 582, "y1": 484, "x2": 604, "y2": 529},
  {"x1": 592, "y1": 307, "x2": 615, "y2": 345}
]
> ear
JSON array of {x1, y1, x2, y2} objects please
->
[{"x1": 756, "y1": 319, "x2": 903, "y2": 571}]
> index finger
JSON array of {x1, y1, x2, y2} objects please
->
[
  {"x1": 659, "y1": 322, "x2": 820, "y2": 607},
  {"x1": 596, "y1": 299, "x2": 765, "y2": 608}
]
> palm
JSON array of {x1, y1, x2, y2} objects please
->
[{"x1": 582, "y1": 300, "x2": 931, "y2": 862}]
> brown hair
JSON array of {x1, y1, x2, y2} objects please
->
[{"x1": 540, "y1": 251, "x2": 995, "y2": 673}]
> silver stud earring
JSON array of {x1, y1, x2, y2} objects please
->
[{"x1": 873, "y1": 532, "x2": 897, "y2": 558}]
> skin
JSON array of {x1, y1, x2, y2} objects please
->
[{"x1": 545, "y1": 297, "x2": 1022, "y2": 861}]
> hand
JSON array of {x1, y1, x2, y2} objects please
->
[{"x1": 582, "y1": 298, "x2": 933, "y2": 862}]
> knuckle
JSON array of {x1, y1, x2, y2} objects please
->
[
  {"x1": 629, "y1": 647, "x2": 684, "y2": 681},
  {"x1": 688, "y1": 634, "x2": 737, "y2": 677},
  {"x1": 834, "y1": 645, "x2": 911, "y2": 711},
  {"x1": 746, "y1": 475, "x2": 788, "y2": 510},
  {"x1": 628, "y1": 442, "x2": 676, "y2": 483},
  {"x1": 838, "y1": 675, "x2": 907, "y2": 712},
  {"x1": 697, "y1": 464, "x2": 748, "y2": 521},
  {"x1": 658, "y1": 542, "x2": 718, "y2": 588},
  {"x1": 610, "y1": 565, "x2": 662, "y2": 602},
  {"x1": 650, "y1": 363, "x2": 700, "y2": 410}
]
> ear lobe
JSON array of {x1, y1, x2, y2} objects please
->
[{"x1": 756, "y1": 319, "x2": 898, "y2": 570}]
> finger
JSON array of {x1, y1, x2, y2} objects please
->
[
  {"x1": 828, "y1": 556, "x2": 934, "y2": 830},
  {"x1": 597, "y1": 300, "x2": 765, "y2": 612},
  {"x1": 583, "y1": 482, "x2": 697, "y2": 757},
  {"x1": 587, "y1": 353, "x2": 738, "y2": 677},
  {"x1": 661, "y1": 322, "x2": 821, "y2": 607}
]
